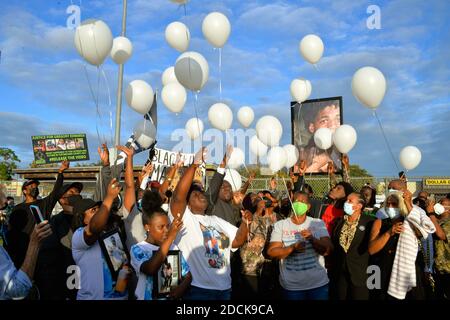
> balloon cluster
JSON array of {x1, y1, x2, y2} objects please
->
[{"x1": 74, "y1": 19, "x2": 156, "y2": 147}]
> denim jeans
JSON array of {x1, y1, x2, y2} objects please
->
[
  {"x1": 282, "y1": 284, "x2": 329, "y2": 300},
  {"x1": 184, "y1": 286, "x2": 232, "y2": 300}
]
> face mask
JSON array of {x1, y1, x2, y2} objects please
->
[
  {"x1": 30, "y1": 187, "x2": 40, "y2": 198},
  {"x1": 292, "y1": 202, "x2": 308, "y2": 216},
  {"x1": 344, "y1": 202, "x2": 354, "y2": 216},
  {"x1": 386, "y1": 207, "x2": 400, "y2": 219},
  {"x1": 434, "y1": 203, "x2": 445, "y2": 215}
]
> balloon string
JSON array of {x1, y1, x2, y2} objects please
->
[
  {"x1": 313, "y1": 63, "x2": 319, "y2": 71},
  {"x1": 373, "y1": 110, "x2": 400, "y2": 173},
  {"x1": 100, "y1": 66, "x2": 114, "y2": 147},
  {"x1": 219, "y1": 47, "x2": 222, "y2": 101},
  {"x1": 281, "y1": 175, "x2": 295, "y2": 215},
  {"x1": 193, "y1": 92, "x2": 203, "y2": 148},
  {"x1": 296, "y1": 102, "x2": 303, "y2": 146}
]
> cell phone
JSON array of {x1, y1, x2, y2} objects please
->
[
  {"x1": 30, "y1": 205, "x2": 45, "y2": 224},
  {"x1": 263, "y1": 197, "x2": 273, "y2": 208}
]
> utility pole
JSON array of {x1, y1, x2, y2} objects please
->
[{"x1": 114, "y1": 0, "x2": 128, "y2": 147}]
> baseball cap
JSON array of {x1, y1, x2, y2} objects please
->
[
  {"x1": 73, "y1": 198, "x2": 102, "y2": 216},
  {"x1": 22, "y1": 179, "x2": 40, "y2": 191},
  {"x1": 60, "y1": 182, "x2": 84, "y2": 196}
]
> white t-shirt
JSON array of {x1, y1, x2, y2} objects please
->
[
  {"x1": 130, "y1": 241, "x2": 189, "y2": 300},
  {"x1": 121, "y1": 205, "x2": 146, "y2": 252},
  {"x1": 270, "y1": 217, "x2": 330, "y2": 291},
  {"x1": 72, "y1": 227, "x2": 128, "y2": 300},
  {"x1": 169, "y1": 207, "x2": 238, "y2": 290}
]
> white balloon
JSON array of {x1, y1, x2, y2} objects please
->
[
  {"x1": 224, "y1": 169, "x2": 242, "y2": 191},
  {"x1": 161, "y1": 82, "x2": 187, "y2": 113},
  {"x1": 202, "y1": 12, "x2": 231, "y2": 48},
  {"x1": 161, "y1": 66, "x2": 179, "y2": 86},
  {"x1": 175, "y1": 51, "x2": 209, "y2": 91},
  {"x1": 299, "y1": 34, "x2": 324, "y2": 64},
  {"x1": 283, "y1": 144, "x2": 299, "y2": 169},
  {"x1": 110, "y1": 36, "x2": 133, "y2": 64},
  {"x1": 185, "y1": 118, "x2": 204, "y2": 140},
  {"x1": 399, "y1": 146, "x2": 422, "y2": 170},
  {"x1": 249, "y1": 135, "x2": 268, "y2": 158},
  {"x1": 74, "y1": 19, "x2": 113, "y2": 66},
  {"x1": 314, "y1": 128, "x2": 333, "y2": 150},
  {"x1": 267, "y1": 147, "x2": 287, "y2": 172},
  {"x1": 208, "y1": 103, "x2": 233, "y2": 131},
  {"x1": 256, "y1": 116, "x2": 283, "y2": 147},
  {"x1": 227, "y1": 147, "x2": 245, "y2": 169},
  {"x1": 237, "y1": 106, "x2": 254, "y2": 128},
  {"x1": 125, "y1": 80, "x2": 154, "y2": 115},
  {"x1": 352, "y1": 66, "x2": 387, "y2": 109},
  {"x1": 133, "y1": 119, "x2": 156, "y2": 149},
  {"x1": 290, "y1": 79, "x2": 312, "y2": 103},
  {"x1": 333, "y1": 125, "x2": 357, "y2": 154},
  {"x1": 165, "y1": 21, "x2": 190, "y2": 52}
]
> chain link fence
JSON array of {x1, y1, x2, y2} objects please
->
[{"x1": 0, "y1": 176, "x2": 427, "y2": 205}]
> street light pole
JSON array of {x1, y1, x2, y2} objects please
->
[{"x1": 114, "y1": 0, "x2": 128, "y2": 147}]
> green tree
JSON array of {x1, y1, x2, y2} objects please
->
[
  {"x1": 348, "y1": 164, "x2": 372, "y2": 177},
  {"x1": 0, "y1": 148, "x2": 21, "y2": 180}
]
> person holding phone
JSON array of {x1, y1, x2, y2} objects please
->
[
  {"x1": 1, "y1": 189, "x2": 53, "y2": 300},
  {"x1": 13, "y1": 160, "x2": 70, "y2": 235}
]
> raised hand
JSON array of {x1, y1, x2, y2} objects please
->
[
  {"x1": 299, "y1": 159, "x2": 307, "y2": 175},
  {"x1": 220, "y1": 144, "x2": 233, "y2": 167},
  {"x1": 390, "y1": 222, "x2": 404, "y2": 236},
  {"x1": 58, "y1": 160, "x2": 70, "y2": 173},
  {"x1": 116, "y1": 145, "x2": 135, "y2": 159},
  {"x1": 98, "y1": 143, "x2": 110, "y2": 166},
  {"x1": 140, "y1": 162, "x2": 154, "y2": 178},
  {"x1": 403, "y1": 190, "x2": 413, "y2": 206},
  {"x1": 175, "y1": 152, "x2": 185, "y2": 169},
  {"x1": 342, "y1": 154, "x2": 350, "y2": 170},
  {"x1": 327, "y1": 160, "x2": 335, "y2": 175},
  {"x1": 193, "y1": 147, "x2": 207, "y2": 165},
  {"x1": 241, "y1": 209, "x2": 253, "y2": 225},
  {"x1": 232, "y1": 192, "x2": 244, "y2": 206},
  {"x1": 168, "y1": 215, "x2": 183, "y2": 241},
  {"x1": 30, "y1": 221, "x2": 53, "y2": 246},
  {"x1": 107, "y1": 178, "x2": 122, "y2": 199}
]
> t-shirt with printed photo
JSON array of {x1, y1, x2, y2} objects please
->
[
  {"x1": 169, "y1": 207, "x2": 238, "y2": 291},
  {"x1": 270, "y1": 216, "x2": 329, "y2": 291}
]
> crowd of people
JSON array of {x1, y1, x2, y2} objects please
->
[{"x1": 0, "y1": 145, "x2": 449, "y2": 301}]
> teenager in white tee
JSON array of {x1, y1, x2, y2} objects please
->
[
  {"x1": 130, "y1": 194, "x2": 191, "y2": 300},
  {"x1": 169, "y1": 147, "x2": 252, "y2": 300},
  {"x1": 268, "y1": 191, "x2": 333, "y2": 300}
]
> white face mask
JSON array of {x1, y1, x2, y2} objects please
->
[
  {"x1": 386, "y1": 207, "x2": 400, "y2": 219},
  {"x1": 434, "y1": 203, "x2": 445, "y2": 215}
]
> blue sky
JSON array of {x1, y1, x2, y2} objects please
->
[{"x1": 0, "y1": 0, "x2": 449, "y2": 176}]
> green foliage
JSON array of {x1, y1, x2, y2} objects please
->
[
  {"x1": 348, "y1": 164, "x2": 372, "y2": 177},
  {"x1": 0, "y1": 148, "x2": 21, "y2": 180}
]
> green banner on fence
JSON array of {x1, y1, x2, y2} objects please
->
[{"x1": 31, "y1": 134, "x2": 90, "y2": 164}]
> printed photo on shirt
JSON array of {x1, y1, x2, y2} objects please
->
[{"x1": 200, "y1": 223, "x2": 230, "y2": 269}]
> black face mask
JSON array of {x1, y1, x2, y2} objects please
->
[{"x1": 29, "y1": 187, "x2": 40, "y2": 198}]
